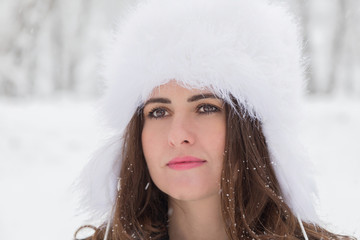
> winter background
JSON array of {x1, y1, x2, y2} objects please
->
[{"x1": 0, "y1": 0, "x2": 359, "y2": 239}]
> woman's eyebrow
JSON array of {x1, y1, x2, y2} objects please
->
[
  {"x1": 187, "y1": 93, "x2": 217, "y2": 102},
  {"x1": 144, "y1": 98, "x2": 171, "y2": 107},
  {"x1": 144, "y1": 93, "x2": 217, "y2": 107}
]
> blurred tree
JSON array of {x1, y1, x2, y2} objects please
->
[
  {"x1": 327, "y1": 0, "x2": 347, "y2": 94},
  {"x1": 0, "y1": 0, "x2": 123, "y2": 97}
]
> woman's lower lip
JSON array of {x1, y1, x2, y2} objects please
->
[{"x1": 167, "y1": 161, "x2": 206, "y2": 170}]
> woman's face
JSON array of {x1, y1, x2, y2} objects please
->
[{"x1": 141, "y1": 81, "x2": 226, "y2": 201}]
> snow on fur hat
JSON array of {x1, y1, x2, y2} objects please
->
[{"x1": 80, "y1": 0, "x2": 319, "y2": 224}]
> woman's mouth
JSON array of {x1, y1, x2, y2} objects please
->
[{"x1": 167, "y1": 156, "x2": 207, "y2": 170}]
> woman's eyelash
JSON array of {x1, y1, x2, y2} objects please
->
[
  {"x1": 147, "y1": 107, "x2": 168, "y2": 119},
  {"x1": 197, "y1": 104, "x2": 221, "y2": 114},
  {"x1": 146, "y1": 104, "x2": 221, "y2": 119}
]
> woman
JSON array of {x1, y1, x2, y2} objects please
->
[{"x1": 75, "y1": 0, "x2": 356, "y2": 239}]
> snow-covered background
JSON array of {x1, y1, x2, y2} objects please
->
[
  {"x1": 0, "y1": 96, "x2": 360, "y2": 240},
  {"x1": 0, "y1": 96, "x2": 359, "y2": 240},
  {"x1": 0, "y1": 0, "x2": 359, "y2": 239}
]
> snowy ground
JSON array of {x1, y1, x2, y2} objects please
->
[
  {"x1": 0, "y1": 96, "x2": 359, "y2": 239},
  {"x1": 301, "y1": 96, "x2": 360, "y2": 238}
]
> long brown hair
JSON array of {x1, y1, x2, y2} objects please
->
[{"x1": 76, "y1": 99, "x2": 356, "y2": 240}]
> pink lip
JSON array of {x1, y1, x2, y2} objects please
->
[{"x1": 167, "y1": 156, "x2": 206, "y2": 170}]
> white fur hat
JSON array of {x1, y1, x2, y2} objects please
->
[{"x1": 80, "y1": 0, "x2": 319, "y2": 225}]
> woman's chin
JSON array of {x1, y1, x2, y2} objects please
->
[{"x1": 161, "y1": 182, "x2": 220, "y2": 202}]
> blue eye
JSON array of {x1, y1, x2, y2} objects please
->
[
  {"x1": 197, "y1": 104, "x2": 220, "y2": 114},
  {"x1": 148, "y1": 108, "x2": 168, "y2": 119}
]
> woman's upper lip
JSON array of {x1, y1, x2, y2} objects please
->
[{"x1": 167, "y1": 156, "x2": 206, "y2": 165}]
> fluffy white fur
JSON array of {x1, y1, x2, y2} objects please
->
[{"x1": 80, "y1": 0, "x2": 320, "y2": 224}]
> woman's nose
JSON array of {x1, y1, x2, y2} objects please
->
[{"x1": 167, "y1": 115, "x2": 196, "y2": 147}]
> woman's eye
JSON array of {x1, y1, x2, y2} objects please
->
[
  {"x1": 148, "y1": 108, "x2": 168, "y2": 119},
  {"x1": 197, "y1": 104, "x2": 220, "y2": 114}
]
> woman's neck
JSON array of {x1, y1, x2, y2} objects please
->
[{"x1": 168, "y1": 196, "x2": 228, "y2": 240}]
